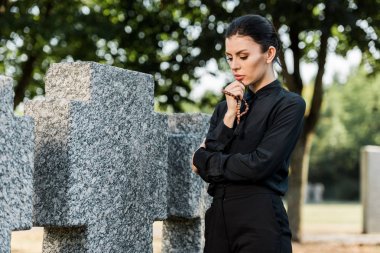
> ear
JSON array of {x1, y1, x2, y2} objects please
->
[{"x1": 266, "y1": 46, "x2": 277, "y2": 64}]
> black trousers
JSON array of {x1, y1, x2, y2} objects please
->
[{"x1": 204, "y1": 184, "x2": 292, "y2": 253}]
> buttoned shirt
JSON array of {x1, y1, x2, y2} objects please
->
[{"x1": 193, "y1": 79, "x2": 306, "y2": 196}]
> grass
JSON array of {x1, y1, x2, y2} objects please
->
[
  {"x1": 11, "y1": 202, "x2": 380, "y2": 253},
  {"x1": 302, "y1": 202, "x2": 362, "y2": 233}
]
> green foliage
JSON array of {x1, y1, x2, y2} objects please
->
[
  {"x1": 0, "y1": 0, "x2": 209, "y2": 110},
  {"x1": 309, "y1": 69, "x2": 380, "y2": 200},
  {"x1": 1, "y1": 0, "x2": 379, "y2": 112}
]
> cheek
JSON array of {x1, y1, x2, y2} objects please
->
[{"x1": 245, "y1": 56, "x2": 266, "y2": 73}]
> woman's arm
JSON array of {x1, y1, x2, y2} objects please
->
[
  {"x1": 191, "y1": 104, "x2": 235, "y2": 181},
  {"x1": 193, "y1": 95, "x2": 306, "y2": 183},
  {"x1": 192, "y1": 81, "x2": 245, "y2": 180},
  {"x1": 203, "y1": 80, "x2": 244, "y2": 152},
  {"x1": 204, "y1": 105, "x2": 236, "y2": 152}
]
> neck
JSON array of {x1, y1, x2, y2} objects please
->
[{"x1": 248, "y1": 69, "x2": 276, "y2": 93}]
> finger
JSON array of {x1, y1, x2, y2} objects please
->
[
  {"x1": 225, "y1": 81, "x2": 240, "y2": 91},
  {"x1": 232, "y1": 82, "x2": 244, "y2": 90},
  {"x1": 192, "y1": 165, "x2": 199, "y2": 174},
  {"x1": 229, "y1": 83, "x2": 245, "y2": 93},
  {"x1": 236, "y1": 82, "x2": 245, "y2": 92},
  {"x1": 233, "y1": 80, "x2": 245, "y2": 90},
  {"x1": 237, "y1": 80, "x2": 245, "y2": 88},
  {"x1": 229, "y1": 88, "x2": 244, "y2": 99},
  {"x1": 226, "y1": 88, "x2": 243, "y2": 97}
]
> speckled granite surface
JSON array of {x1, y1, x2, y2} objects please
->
[
  {"x1": 0, "y1": 76, "x2": 34, "y2": 253},
  {"x1": 25, "y1": 62, "x2": 168, "y2": 252},
  {"x1": 20, "y1": 62, "x2": 211, "y2": 253},
  {"x1": 163, "y1": 113, "x2": 211, "y2": 253}
]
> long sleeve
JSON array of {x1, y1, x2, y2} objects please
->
[
  {"x1": 193, "y1": 102, "x2": 234, "y2": 182},
  {"x1": 197, "y1": 95, "x2": 305, "y2": 183},
  {"x1": 204, "y1": 103, "x2": 235, "y2": 152}
]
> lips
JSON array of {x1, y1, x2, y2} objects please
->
[{"x1": 234, "y1": 75, "x2": 244, "y2": 81}]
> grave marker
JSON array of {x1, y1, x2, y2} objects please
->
[
  {"x1": 162, "y1": 114, "x2": 211, "y2": 253},
  {"x1": 361, "y1": 145, "x2": 380, "y2": 233},
  {"x1": 25, "y1": 62, "x2": 168, "y2": 252},
  {"x1": 0, "y1": 76, "x2": 34, "y2": 253}
]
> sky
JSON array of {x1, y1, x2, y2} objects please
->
[{"x1": 189, "y1": 48, "x2": 362, "y2": 100}]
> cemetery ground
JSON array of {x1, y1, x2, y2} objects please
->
[{"x1": 11, "y1": 202, "x2": 380, "y2": 253}]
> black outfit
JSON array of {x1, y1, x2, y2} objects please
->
[{"x1": 193, "y1": 79, "x2": 305, "y2": 253}]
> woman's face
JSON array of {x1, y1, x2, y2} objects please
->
[{"x1": 225, "y1": 35, "x2": 273, "y2": 89}]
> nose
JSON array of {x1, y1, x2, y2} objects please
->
[{"x1": 230, "y1": 58, "x2": 240, "y2": 70}]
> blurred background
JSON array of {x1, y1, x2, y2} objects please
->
[{"x1": 1, "y1": 0, "x2": 379, "y2": 252}]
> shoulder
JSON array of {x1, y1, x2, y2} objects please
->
[
  {"x1": 270, "y1": 88, "x2": 306, "y2": 119},
  {"x1": 280, "y1": 89, "x2": 306, "y2": 111}
]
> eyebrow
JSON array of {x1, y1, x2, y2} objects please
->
[{"x1": 225, "y1": 49, "x2": 249, "y2": 55}]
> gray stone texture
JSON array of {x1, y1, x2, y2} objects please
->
[
  {"x1": 0, "y1": 76, "x2": 34, "y2": 253},
  {"x1": 162, "y1": 218, "x2": 204, "y2": 253},
  {"x1": 25, "y1": 62, "x2": 168, "y2": 252},
  {"x1": 162, "y1": 114, "x2": 211, "y2": 253},
  {"x1": 361, "y1": 145, "x2": 380, "y2": 233}
]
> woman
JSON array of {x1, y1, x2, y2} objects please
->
[{"x1": 192, "y1": 14, "x2": 305, "y2": 253}]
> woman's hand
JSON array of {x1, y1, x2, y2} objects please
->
[
  {"x1": 192, "y1": 138, "x2": 206, "y2": 174},
  {"x1": 223, "y1": 80, "x2": 245, "y2": 127},
  {"x1": 192, "y1": 156, "x2": 199, "y2": 174}
]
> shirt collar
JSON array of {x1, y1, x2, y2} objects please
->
[{"x1": 244, "y1": 79, "x2": 281, "y2": 101}]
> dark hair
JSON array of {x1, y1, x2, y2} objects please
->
[{"x1": 225, "y1": 15, "x2": 282, "y2": 63}]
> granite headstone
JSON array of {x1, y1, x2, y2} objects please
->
[
  {"x1": 25, "y1": 62, "x2": 168, "y2": 252},
  {"x1": 162, "y1": 113, "x2": 211, "y2": 253},
  {"x1": 0, "y1": 76, "x2": 34, "y2": 253}
]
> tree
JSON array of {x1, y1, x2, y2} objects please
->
[
  {"x1": 1, "y1": 0, "x2": 100, "y2": 106},
  {"x1": 181, "y1": 0, "x2": 380, "y2": 240},
  {"x1": 1, "y1": 0, "x2": 379, "y2": 241},
  {"x1": 262, "y1": 1, "x2": 379, "y2": 240},
  {"x1": 309, "y1": 69, "x2": 380, "y2": 200},
  {"x1": 197, "y1": 0, "x2": 379, "y2": 240},
  {"x1": 0, "y1": 0, "x2": 208, "y2": 111}
]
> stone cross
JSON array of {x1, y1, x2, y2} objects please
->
[
  {"x1": 162, "y1": 114, "x2": 211, "y2": 253},
  {"x1": 361, "y1": 145, "x2": 380, "y2": 233},
  {"x1": 0, "y1": 76, "x2": 34, "y2": 253},
  {"x1": 25, "y1": 62, "x2": 168, "y2": 252}
]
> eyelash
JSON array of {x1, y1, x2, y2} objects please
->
[{"x1": 226, "y1": 56, "x2": 248, "y2": 61}]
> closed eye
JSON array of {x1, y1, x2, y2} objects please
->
[{"x1": 225, "y1": 55, "x2": 248, "y2": 61}]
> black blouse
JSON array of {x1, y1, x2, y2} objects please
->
[{"x1": 193, "y1": 79, "x2": 306, "y2": 196}]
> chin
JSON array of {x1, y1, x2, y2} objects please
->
[
  {"x1": 240, "y1": 78, "x2": 252, "y2": 86},
  {"x1": 244, "y1": 79, "x2": 255, "y2": 86}
]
